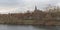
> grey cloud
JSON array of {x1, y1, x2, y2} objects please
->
[
  {"x1": 0, "y1": 0, "x2": 20, "y2": 7},
  {"x1": 0, "y1": 3, "x2": 19, "y2": 7},
  {"x1": 0, "y1": 0, "x2": 60, "y2": 13}
]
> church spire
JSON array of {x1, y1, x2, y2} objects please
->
[{"x1": 35, "y1": 6, "x2": 37, "y2": 10}]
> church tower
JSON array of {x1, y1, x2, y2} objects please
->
[{"x1": 35, "y1": 6, "x2": 37, "y2": 10}]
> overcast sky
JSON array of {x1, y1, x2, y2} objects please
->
[{"x1": 0, "y1": 0, "x2": 60, "y2": 14}]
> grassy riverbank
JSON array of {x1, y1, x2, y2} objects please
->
[{"x1": 0, "y1": 6, "x2": 60, "y2": 26}]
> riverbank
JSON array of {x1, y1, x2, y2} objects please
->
[
  {"x1": 0, "y1": 14, "x2": 60, "y2": 26},
  {"x1": 0, "y1": 8, "x2": 60, "y2": 26},
  {"x1": 0, "y1": 19, "x2": 59, "y2": 26}
]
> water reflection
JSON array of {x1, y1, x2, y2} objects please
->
[
  {"x1": 0, "y1": 24, "x2": 59, "y2": 30},
  {"x1": 35, "y1": 25, "x2": 58, "y2": 30}
]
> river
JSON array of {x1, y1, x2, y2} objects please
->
[{"x1": 0, "y1": 24, "x2": 59, "y2": 30}]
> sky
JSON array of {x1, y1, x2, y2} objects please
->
[{"x1": 0, "y1": 0, "x2": 60, "y2": 14}]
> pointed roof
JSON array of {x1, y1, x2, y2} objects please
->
[{"x1": 35, "y1": 6, "x2": 37, "y2": 10}]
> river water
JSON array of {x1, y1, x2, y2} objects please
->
[{"x1": 0, "y1": 24, "x2": 59, "y2": 30}]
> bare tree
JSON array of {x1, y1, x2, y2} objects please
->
[{"x1": 45, "y1": 4, "x2": 60, "y2": 13}]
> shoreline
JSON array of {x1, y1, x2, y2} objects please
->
[{"x1": 0, "y1": 23, "x2": 58, "y2": 26}]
